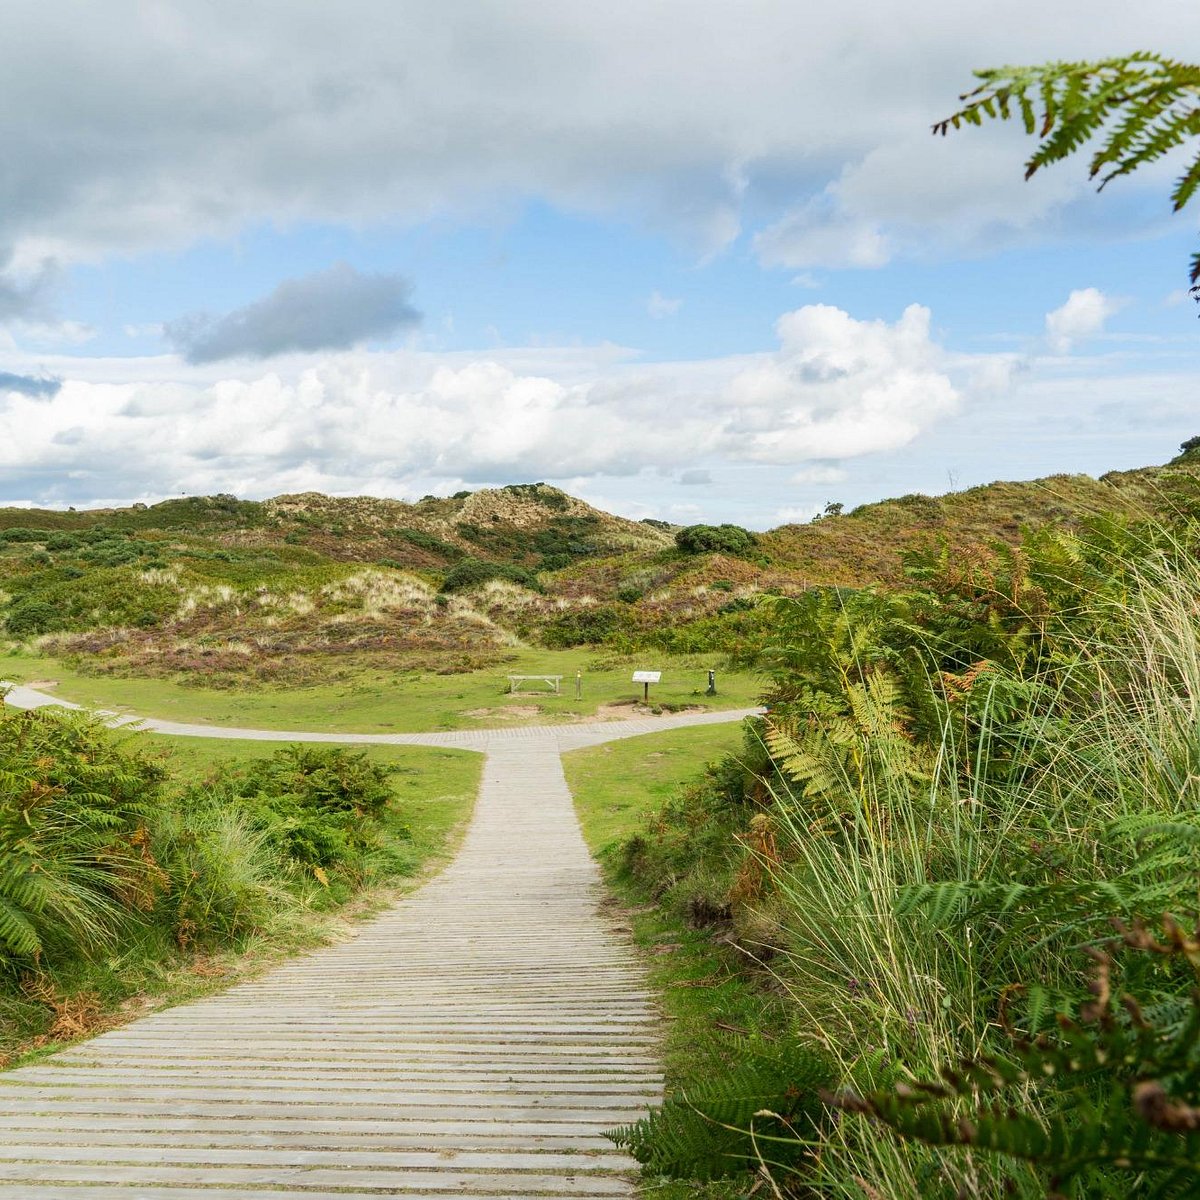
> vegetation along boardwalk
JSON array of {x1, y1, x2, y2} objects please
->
[{"x1": 0, "y1": 684, "x2": 757, "y2": 1199}]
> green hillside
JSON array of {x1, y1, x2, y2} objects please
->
[{"x1": 1, "y1": 458, "x2": 1197, "y2": 688}]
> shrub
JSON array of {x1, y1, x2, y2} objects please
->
[
  {"x1": 1174, "y1": 434, "x2": 1200, "y2": 462},
  {"x1": 4, "y1": 600, "x2": 58, "y2": 636},
  {"x1": 540, "y1": 604, "x2": 624, "y2": 647},
  {"x1": 152, "y1": 802, "x2": 283, "y2": 944},
  {"x1": 674, "y1": 523, "x2": 757, "y2": 556},
  {"x1": 2, "y1": 566, "x2": 178, "y2": 635},
  {"x1": 613, "y1": 517, "x2": 1200, "y2": 1195},
  {"x1": 212, "y1": 745, "x2": 397, "y2": 873},
  {"x1": 0, "y1": 528, "x2": 44, "y2": 544},
  {"x1": 0, "y1": 706, "x2": 166, "y2": 972},
  {"x1": 390, "y1": 528, "x2": 464, "y2": 561},
  {"x1": 440, "y1": 556, "x2": 541, "y2": 594}
]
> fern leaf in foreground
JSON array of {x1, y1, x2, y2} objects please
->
[
  {"x1": 606, "y1": 1038, "x2": 832, "y2": 1181},
  {"x1": 825, "y1": 921, "x2": 1200, "y2": 1196},
  {"x1": 934, "y1": 53, "x2": 1200, "y2": 286}
]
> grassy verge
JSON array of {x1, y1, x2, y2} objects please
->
[
  {"x1": 564, "y1": 724, "x2": 785, "y2": 1199},
  {"x1": 1, "y1": 728, "x2": 481, "y2": 1068},
  {"x1": 2, "y1": 646, "x2": 760, "y2": 731}
]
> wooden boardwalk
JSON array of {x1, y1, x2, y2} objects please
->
[{"x1": 0, "y1": 684, "x2": 756, "y2": 1198}]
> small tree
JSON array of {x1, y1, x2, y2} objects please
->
[{"x1": 674, "y1": 524, "x2": 757, "y2": 556}]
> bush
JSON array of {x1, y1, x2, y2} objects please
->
[
  {"x1": 614, "y1": 517, "x2": 1200, "y2": 1195},
  {"x1": 1174, "y1": 434, "x2": 1200, "y2": 462},
  {"x1": 5, "y1": 600, "x2": 58, "y2": 636},
  {"x1": 674, "y1": 523, "x2": 757, "y2": 556},
  {"x1": 440, "y1": 556, "x2": 541, "y2": 594},
  {"x1": 540, "y1": 604, "x2": 624, "y2": 647},
  {"x1": 390, "y1": 528, "x2": 464, "y2": 561},
  {"x1": 2, "y1": 564, "x2": 179, "y2": 635},
  {"x1": 211, "y1": 745, "x2": 397, "y2": 874},
  {"x1": 0, "y1": 707, "x2": 166, "y2": 972}
]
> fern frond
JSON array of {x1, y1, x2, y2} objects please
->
[
  {"x1": 607, "y1": 1039, "x2": 832, "y2": 1181},
  {"x1": 935, "y1": 52, "x2": 1200, "y2": 288},
  {"x1": 827, "y1": 930, "x2": 1200, "y2": 1190}
]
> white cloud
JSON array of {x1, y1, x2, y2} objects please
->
[
  {"x1": 1045, "y1": 288, "x2": 1122, "y2": 353},
  {"x1": 0, "y1": 3, "x2": 1194, "y2": 268},
  {"x1": 646, "y1": 291, "x2": 683, "y2": 319},
  {"x1": 755, "y1": 131, "x2": 1091, "y2": 270},
  {"x1": 756, "y1": 199, "x2": 892, "y2": 270},
  {"x1": 790, "y1": 464, "x2": 846, "y2": 485},
  {"x1": 726, "y1": 303, "x2": 959, "y2": 461},
  {"x1": 0, "y1": 301, "x2": 964, "y2": 506}
]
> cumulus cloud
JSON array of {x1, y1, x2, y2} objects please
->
[
  {"x1": 679, "y1": 468, "x2": 712, "y2": 485},
  {"x1": 0, "y1": 370, "x2": 60, "y2": 397},
  {"x1": 164, "y1": 264, "x2": 421, "y2": 363},
  {"x1": 1045, "y1": 288, "x2": 1122, "y2": 352},
  {"x1": 0, "y1": 301, "x2": 966, "y2": 505},
  {"x1": 726, "y1": 303, "x2": 959, "y2": 461}
]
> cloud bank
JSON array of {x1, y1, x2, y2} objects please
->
[
  {"x1": 165, "y1": 264, "x2": 421, "y2": 363},
  {"x1": 1, "y1": 302, "x2": 960, "y2": 506},
  {"x1": 0, "y1": 3, "x2": 1194, "y2": 270}
]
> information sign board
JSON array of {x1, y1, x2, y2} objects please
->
[{"x1": 631, "y1": 671, "x2": 661, "y2": 683}]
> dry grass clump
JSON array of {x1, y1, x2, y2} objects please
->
[{"x1": 320, "y1": 569, "x2": 437, "y2": 615}]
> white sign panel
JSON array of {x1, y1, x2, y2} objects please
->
[{"x1": 631, "y1": 671, "x2": 661, "y2": 683}]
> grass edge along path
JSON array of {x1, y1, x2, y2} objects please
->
[
  {"x1": 564, "y1": 723, "x2": 789, "y2": 1200},
  {"x1": 1, "y1": 729, "x2": 481, "y2": 1070},
  {"x1": 0, "y1": 645, "x2": 761, "y2": 732}
]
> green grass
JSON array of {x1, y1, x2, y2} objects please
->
[
  {"x1": 564, "y1": 724, "x2": 784, "y2": 1200},
  {"x1": 565, "y1": 723, "x2": 747, "y2": 857},
  {"x1": 1, "y1": 646, "x2": 761, "y2": 732}
]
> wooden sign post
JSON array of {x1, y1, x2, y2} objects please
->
[{"x1": 631, "y1": 670, "x2": 661, "y2": 704}]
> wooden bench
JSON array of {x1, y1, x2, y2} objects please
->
[{"x1": 507, "y1": 674, "x2": 563, "y2": 695}]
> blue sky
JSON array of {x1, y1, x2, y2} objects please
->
[{"x1": 3, "y1": 1, "x2": 1200, "y2": 527}]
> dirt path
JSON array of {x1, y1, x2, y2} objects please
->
[{"x1": 0, "y1": 682, "x2": 757, "y2": 1198}]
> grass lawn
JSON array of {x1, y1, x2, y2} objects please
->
[
  {"x1": 564, "y1": 722, "x2": 747, "y2": 858},
  {"x1": 1, "y1": 646, "x2": 762, "y2": 732}
]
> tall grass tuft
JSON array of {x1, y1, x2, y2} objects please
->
[{"x1": 614, "y1": 523, "x2": 1200, "y2": 1197}]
